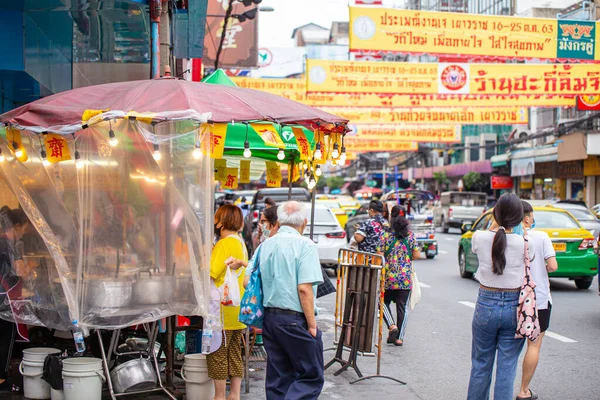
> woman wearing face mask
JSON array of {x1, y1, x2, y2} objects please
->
[{"x1": 208, "y1": 205, "x2": 248, "y2": 400}]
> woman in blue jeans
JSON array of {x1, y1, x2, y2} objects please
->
[{"x1": 468, "y1": 194, "x2": 534, "y2": 400}]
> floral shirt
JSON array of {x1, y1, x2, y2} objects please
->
[
  {"x1": 356, "y1": 214, "x2": 390, "y2": 254},
  {"x1": 377, "y1": 231, "x2": 417, "y2": 290}
]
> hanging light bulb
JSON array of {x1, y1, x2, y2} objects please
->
[
  {"x1": 41, "y1": 149, "x2": 50, "y2": 167},
  {"x1": 13, "y1": 142, "x2": 23, "y2": 158},
  {"x1": 0, "y1": 148, "x2": 4, "y2": 162},
  {"x1": 315, "y1": 164, "x2": 322, "y2": 177},
  {"x1": 193, "y1": 143, "x2": 202, "y2": 160},
  {"x1": 243, "y1": 140, "x2": 252, "y2": 158},
  {"x1": 277, "y1": 149, "x2": 285, "y2": 161},
  {"x1": 314, "y1": 143, "x2": 322, "y2": 160},
  {"x1": 75, "y1": 150, "x2": 84, "y2": 169},
  {"x1": 339, "y1": 146, "x2": 347, "y2": 163},
  {"x1": 152, "y1": 144, "x2": 161, "y2": 161},
  {"x1": 108, "y1": 129, "x2": 118, "y2": 147},
  {"x1": 308, "y1": 175, "x2": 317, "y2": 190},
  {"x1": 332, "y1": 142, "x2": 340, "y2": 159}
]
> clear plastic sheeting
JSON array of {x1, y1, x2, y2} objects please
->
[{"x1": 0, "y1": 118, "x2": 213, "y2": 330}]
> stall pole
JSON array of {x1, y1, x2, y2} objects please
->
[
  {"x1": 309, "y1": 186, "x2": 316, "y2": 241},
  {"x1": 150, "y1": 0, "x2": 161, "y2": 79},
  {"x1": 288, "y1": 158, "x2": 295, "y2": 201}
]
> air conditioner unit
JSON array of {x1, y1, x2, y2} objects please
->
[{"x1": 508, "y1": 129, "x2": 534, "y2": 148}]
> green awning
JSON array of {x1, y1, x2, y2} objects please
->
[{"x1": 491, "y1": 153, "x2": 509, "y2": 168}]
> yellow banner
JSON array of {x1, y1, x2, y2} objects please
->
[
  {"x1": 348, "y1": 125, "x2": 461, "y2": 143},
  {"x1": 265, "y1": 161, "x2": 282, "y2": 182},
  {"x1": 345, "y1": 140, "x2": 418, "y2": 152},
  {"x1": 209, "y1": 124, "x2": 227, "y2": 159},
  {"x1": 322, "y1": 107, "x2": 528, "y2": 125},
  {"x1": 214, "y1": 159, "x2": 227, "y2": 182},
  {"x1": 222, "y1": 168, "x2": 239, "y2": 190},
  {"x1": 233, "y1": 77, "x2": 576, "y2": 108},
  {"x1": 306, "y1": 59, "x2": 600, "y2": 95},
  {"x1": 44, "y1": 134, "x2": 71, "y2": 163},
  {"x1": 251, "y1": 124, "x2": 285, "y2": 149},
  {"x1": 239, "y1": 160, "x2": 251, "y2": 184},
  {"x1": 6, "y1": 128, "x2": 28, "y2": 162},
  {"x1": 292, "y1": 127, "x2": 311, "y2": 160},
  {"x1": 267, "y1": 178, "x2": 281, "y2": 188},
  {"x1": 350, "y1": 7, "x2": 599, "y2": 62}
]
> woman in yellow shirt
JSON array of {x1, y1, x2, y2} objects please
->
[{"x1": 208, "y1": 205, "x2": 247, "y2": 400}]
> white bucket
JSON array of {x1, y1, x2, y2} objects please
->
[
  {"x1": 50, "y1": 388, "x2": 65, "y2": 400},
  {"x1": 182, "y1": 354, "x2": 213, "y2": 400},
  {"x1": 20, "y1": 347, "x2": 61, "y2": 400},
  {"x1": 61, "y1": 358, "x2": 105, "y2": 400}
]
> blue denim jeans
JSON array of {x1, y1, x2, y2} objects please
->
[{"x1": 467, "y1": 289, "x2": 525, "y2": 400}]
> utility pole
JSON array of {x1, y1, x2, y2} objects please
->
[{"x1": 159, "y1": 0, "x2": 171, "y2": 76}]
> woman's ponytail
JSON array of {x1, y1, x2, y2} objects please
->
[
  {"x1": 491, "y1": 193, "x2": 524, "y2": 276},
  {"x1": 491, "y1": 228, "x2": 507, "y2": 275}
]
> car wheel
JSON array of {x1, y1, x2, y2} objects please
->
[
  {"x1": 459, "y1": 248, "x2": 473, "y2": 279},
  {"x1": 575, "y1": 277, "x2": 593, "y2": 290},
  {"x1": 426, "y1": 254, "x2": 435, "y2": 259}
]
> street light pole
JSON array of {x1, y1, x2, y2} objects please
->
[{"x1": 214, "y1": 0, "x2": 234, "y2": 70}]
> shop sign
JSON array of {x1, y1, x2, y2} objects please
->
[
  {"x1": 349, "y1": 7, "x2": 599, "y2": 62},
  {"x1": 320, "y1": 106, "x2": 527, "y2": 125},
  {"x1": 346, "y1": 124, "x2": 461, "y2": 143},
  {"x1": 534, "y1": 162, "x2": 554, "y2": 179},
  {"x1": 511, "y1": 157, "x2": 535, "y2": 177},
  {"x1": 584, "y1": 156, "x2": 600, "y2": 176},
  {"x1": 344, "y1": 139, "x2": 418, "y2": 152},
  {"x1": 520, "y1": 176, "x2": 533, "y2": 190},
  {"x1": 233, "y1": 77, "x2": 576, "y2": 108},
  {"x1": 491, "y1": 176, "x2": 514, "y2": 190},
  {"x1": 576, "y1": 94, "x2": 600, "y2": 111},
  {"x1": 306, "y1": 59, "x2": 600, "y2": 96},
  {"x1": 558, "y1": 160, "x2": 584, "y2": 179}
]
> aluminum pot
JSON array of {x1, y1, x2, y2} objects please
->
[
  {"x1": 109, "y1": 358, "x2": 157, "y2": 394},
  {"x1": 132, "y1": 272, "x2": 173, "y2": 305},
  {"x1": 87, "y1": 279, "x2": 133, "y2": 308}
]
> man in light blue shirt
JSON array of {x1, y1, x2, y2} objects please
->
[{"x1": 252, "y1": 201, "x2": 324, "y2": 400}]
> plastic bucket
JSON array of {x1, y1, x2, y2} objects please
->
[
  {"x1": 50, "y1": 388, "x2": 65, "y2": 400},
  {"x1": 182, "y1": 354, "x2": 213, "y2": 400},
  {"x1": 20, "y1": 347, "x2": 61, "y2": 400},
  {"x1": 61, "y1": 358, "x2": 105, "y2": 400}
]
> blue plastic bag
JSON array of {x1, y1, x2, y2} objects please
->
[{"x1": 238, "y1": 246, "x2": 264, "y2": 328}]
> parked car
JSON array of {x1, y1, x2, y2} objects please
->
[
  {"x1": 316, "y1": 199, "x2": 349, "y2": 228},
  {"x1": 304, "y1": 204, "x2": 347, "y2": 269},
  {"x1": 233, "y1": 190, "x2": 256, "y2": 206},
  {"x1": 458, "y1": 206, "x2": 598, "y2": 289},
  {"x1": 345, "y1": 204, "x2": 370, "y2": 241},
  {"x1": 552, "y1": 203, "x2": 600, "y2": 240},
  {"x1": 243, "y1": 187, "x2": 311, "y2": 255},
  {"x1": 434, "y1": 191, "x2": 487, "y2": 233},
  {"x1": 591, "y1": 203, "x2": 600, "y2": 218}
]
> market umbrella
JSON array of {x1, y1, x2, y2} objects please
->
[{"x1": 0, "y1": 77, "x2": 348, "y2": 133}]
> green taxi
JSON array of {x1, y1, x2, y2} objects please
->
[{"x1": 458, "y1": 206, "x2": 599, "y2": 289}]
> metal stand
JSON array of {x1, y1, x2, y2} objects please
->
[{"x1": 96, "y1": 322, "x2": 177, "y2": 400}]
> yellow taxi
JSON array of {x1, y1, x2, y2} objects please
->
[
  {"x1": 316, "y1": 199, "x2": 349, "y2": 228},
  {"x1": 458, "y1": 206, "x2": 598, "y2": 289},
  {"x1": 316, "y1": 194, "x2": 360, "y2": 215}
]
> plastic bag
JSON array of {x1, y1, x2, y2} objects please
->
[
  {"x1": 409, "y1": 271, "x2": 421, "y2": 310},
  {"x1": 239, "y1": 247, "x2": 264, "y2": 328},
  {"x1": 220, "y1": 266, "x2": 241, "y2": 307}
]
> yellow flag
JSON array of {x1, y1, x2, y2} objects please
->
[
  {"x1": 82, "y1": 109, "x2": 109, "y2": 123},
  {"x1": 239, "y1": 160, "x2": 251, "y2": 184},
  {"x1": 6, "y1": 128, "x2": 28, "y2": 162},
  {"x1": 44, "y1": 134, "x2": 71, "y2": 163},
  {"x1": 265, "y1": 161, "x2": 282, "y2": 182},
  {"x1": 251, "y1": 124, "x2": 285, "y2": 149},
  {"x1": 210, "y1": 124, "x2": 228, "y2": 159},
  {"x1": 315, "y1": 129, "x2": 326, "y2": 165},
  {"x1": 292, "y1": 127, "x2": 311, "y2": 161},
  {"x1": 215, "y1": 159, "x2": 227, "y2": 182},
  {"x1": 267, "y1": 178, "x2": 281, "y2": 188},
  {"x1": 291, "y1": 164, "x2": 300, "y2": 183},
  {"x1": 222, "y1": 168, "x2": 239, "y2": 189}
]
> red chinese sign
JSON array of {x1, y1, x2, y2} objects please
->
[{"x1": 491, "y1": 176, "x2": 514, "y2": 190}]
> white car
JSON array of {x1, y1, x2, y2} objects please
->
[{"x1": 304, "y1": 204, "x2": 346, "y2": 267}]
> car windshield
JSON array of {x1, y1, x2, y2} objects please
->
[
  {"x1": 318, "y1": 201, "x2": 341, "y2": 209},
  {"x1": 534, "y1": 211, "x2": 581, "y2": 229},
  {"x1": 561, "y1": 208, "x2": 596, "y2": 220},
  {"x1": 449, "y1": 193, "x2": 487, "y2": 206}
]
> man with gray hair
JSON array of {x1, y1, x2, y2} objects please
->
[{"x1": 255, "y1": 201, "x2": 324, "y2": 399}]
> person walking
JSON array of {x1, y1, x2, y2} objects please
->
[
  {"x1": 254, "y1": 201, "x2": 324, "y2": 400},
  {"x1": 516, "y1": 201, "x2": 557, "y2": 400},
  {"x1": 377, "y1": 211, "x2": 420, "y2": 346},
  {"x1": 353, "y1": 200, "x2": 390, "y2": 254},
  {"x1": 467, "y1": 193, "x2": 534, "y2": 400},
  {"x1": 208, "y1": 205, "x2": 248, "y2": 400}
]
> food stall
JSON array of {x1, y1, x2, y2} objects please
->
[{"x1": 0, "y1": 74, "x2": 348, "y2": 398}]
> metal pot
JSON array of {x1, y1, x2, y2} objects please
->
[
  {"x1": 87, "y1": 279, "x2": 133, "y2": 308},
  {"x1": 132, "y1": 271, "x2": 173, "y2": 305},
  {"x1": 110, "y1": 358, "x2": 157, "y2": 394}
]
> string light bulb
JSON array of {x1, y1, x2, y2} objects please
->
[
  {"x1": 314, "y1": 143, "x2": 322, "y2": 160},
  {"x1": 339, "y1": 146, "x2": 347, "y2": 163},
  {"x1": 315, "y1": 164, "x2": 322, "y2": 177},
  {"x1": 41, "y1": 149, "x2": 50, "y2": 167},
  {"x1": 332, "y1": 142, "x2": 339, "y2": 159},
  {"x1": 308, "y1": 175, "x2": 317, "y2": 190},
  {"x1": 0, "y1": 148, "x2": 5, "y2": 162},
  {"x1": 152, "y1": 144, "x2": 161, "y2": 161},
  {"x1": 74, "y1": 150, "x2": 84, "y2": 169},
  {"x1": 108, "y1": 129, "x2": 118, "y2": 147},
  {"x1": 277, "y1": 149, "x2": 285, "y2": 161},
  {"x1": 13, "y1": 142, "x2": 23, "y2": 158},
  {"x1": 243, "y1": 140, "x2": 252, "y2": 158},
  {"x1": 193, "y1": 143, "x2": 202, "y2": 160}
]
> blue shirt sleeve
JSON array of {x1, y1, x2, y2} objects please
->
[{"x1": 297, "y1": 241, "x2": 324, "y2": 286}]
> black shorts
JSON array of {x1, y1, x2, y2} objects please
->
[{"x1": 538, "y1": 303, "x2": 552, "y2": 333}]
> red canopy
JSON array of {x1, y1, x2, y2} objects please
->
[{"x1": 1, "y1": 77, "x2": 348, "y2": 131}]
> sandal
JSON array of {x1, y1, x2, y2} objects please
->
[
  {"x1": 386, "y1": 327, "x2": 399, "y2": 344},
  {"x1": 516, "y1": 389, "x2": 538, "y2": 400}
]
